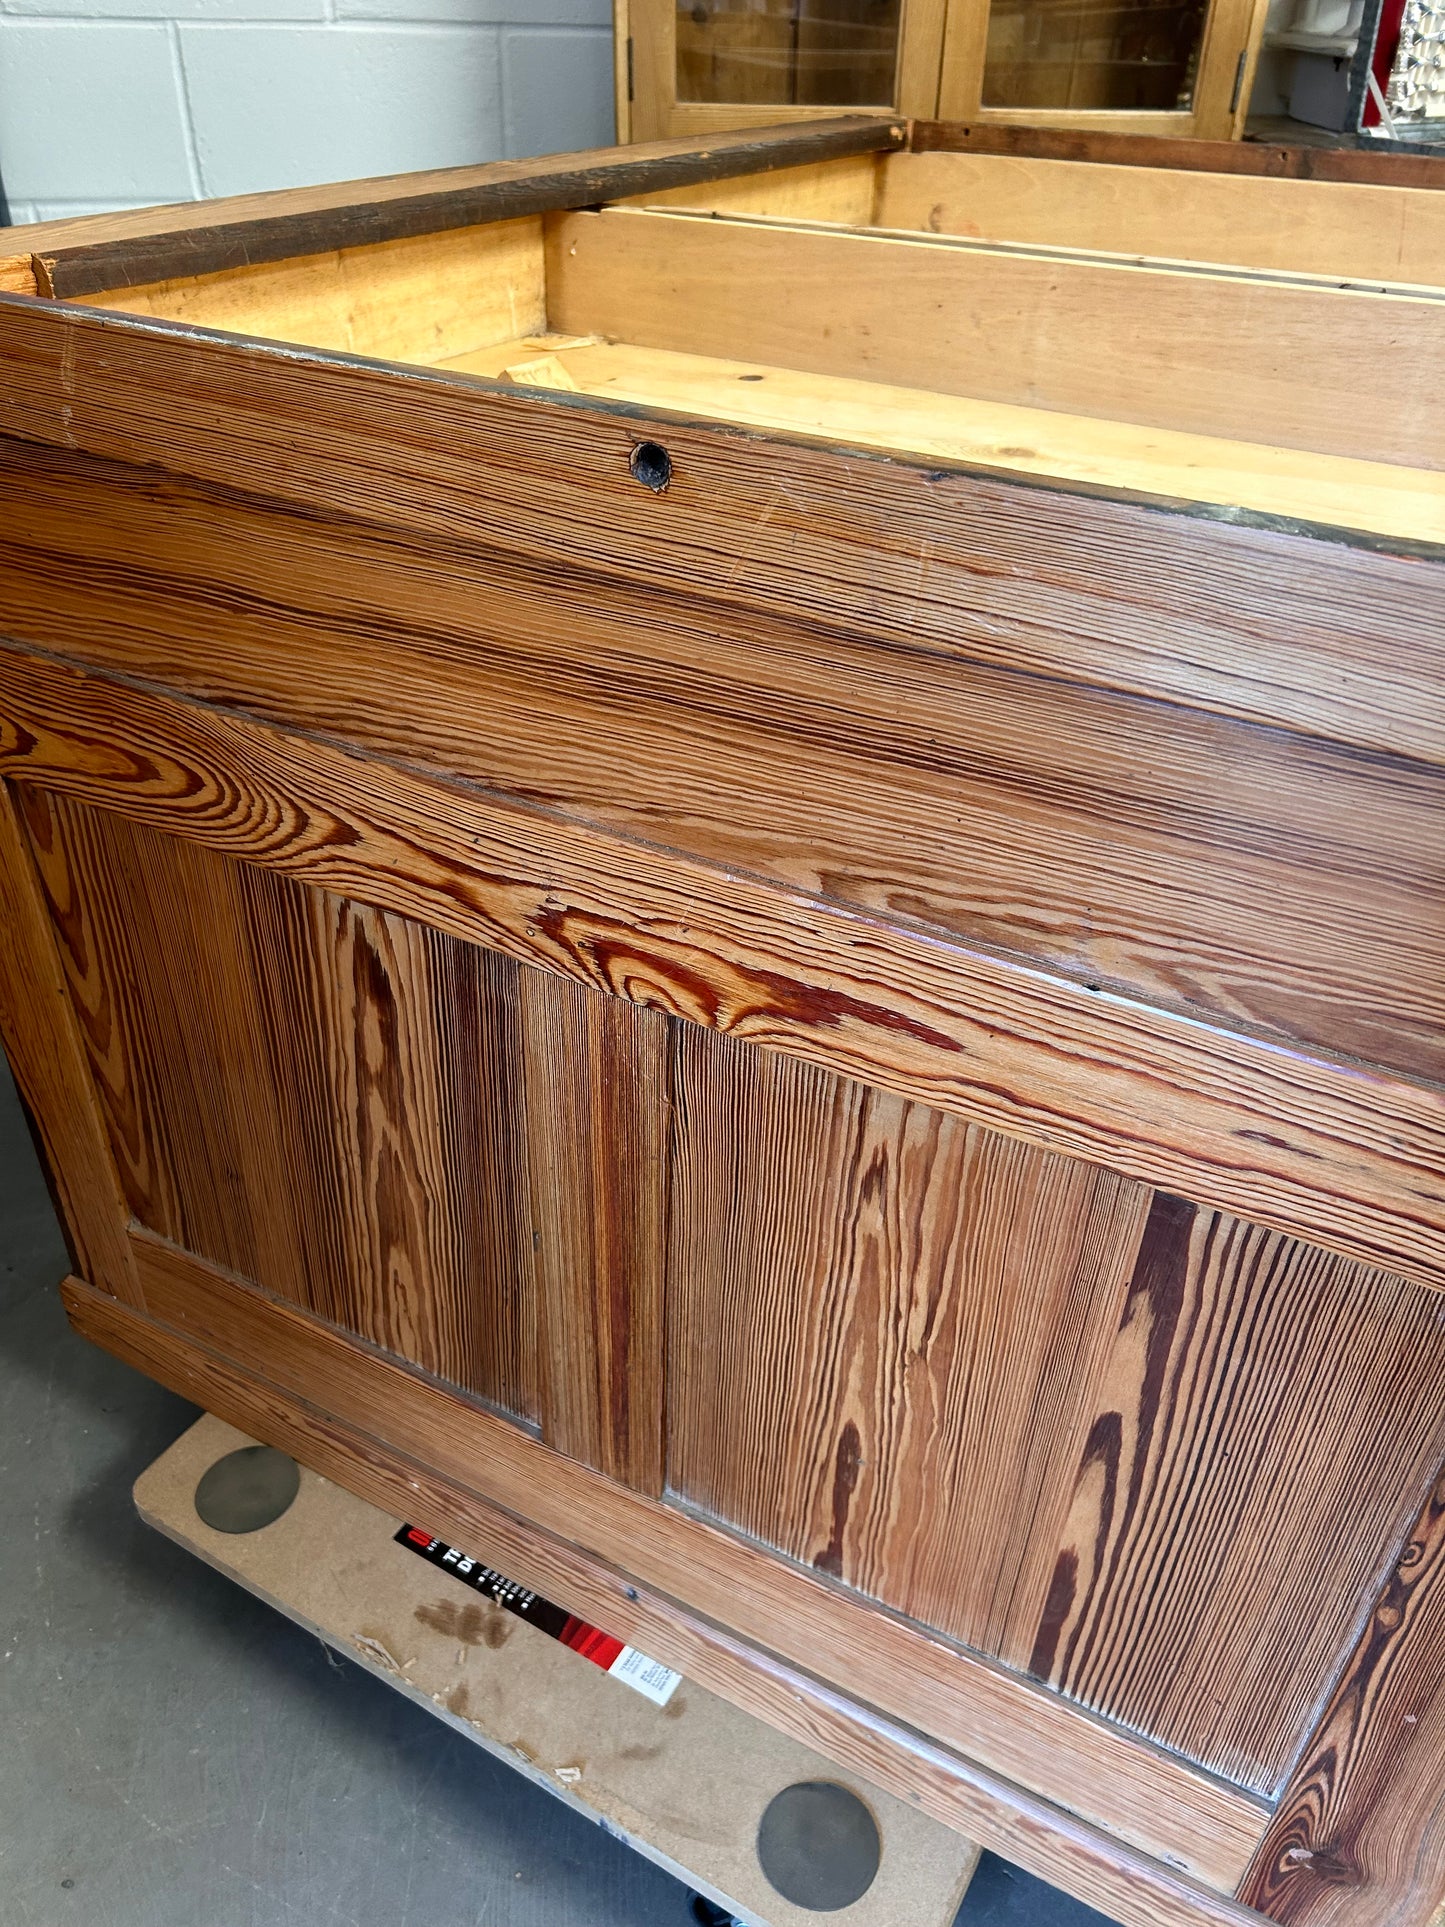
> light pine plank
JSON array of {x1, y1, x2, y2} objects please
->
[{"x1": 546, "y1": 207, "x2": 1445, "y2": 470}]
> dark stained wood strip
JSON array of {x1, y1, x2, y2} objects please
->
[
  {"x1": 2, "y1": 647, "x2": 1443, "y2": 1290},
  {"x1": 521, "y1": 969, "x2": 671, "y2": 1493},
  {"x1": 1239, "y1": 1465, "x2": 1445, "y2": 1927},
  {"x1": 1, "y1": 298, "x2": 1442, "y2": 772},
  {"x1": 99, "y1": 1232, "x2": 1269, "y2": 1880},
  {"x1": 3, "y1": 439, "x2": 1444, "y2": 1085},
  {"x1": 63, "y1": 1267, "x2": 1274, "y2": 1927},
  {"x1": 1030, "y1": 1195, "x2": 1445, "y2": 1793},
  {"x1": 0, "y1": 783, "x2": 141, "y2": 1302},
  {"x1": 24, "y1": 120, "x2": 902, "y2": 299},
  {"x1": 908, "y1": 122, "x2": 1445, "y2": 190},
  {"x1": 667, "y1": 1026, "x2": 1152, "y2": 1650}
]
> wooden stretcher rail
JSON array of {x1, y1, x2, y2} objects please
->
[
  {"x1": 873, "y1": 152, "x2": 1445, "y2": 288},
  {"x1": 1, "y1": 644, "x2": 1442, "y2": 1292},
  {"x1": 907, "y1": 121, "x2": 1445, "y2": 189},
  {"x1": 9, "y1": 118, "x2": 904, "y2": 299},
  {"x1": 546, "y1": 207, "x2": 1445, "y2": 471}
]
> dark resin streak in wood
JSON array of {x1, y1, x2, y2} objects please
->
[
  {"x1": 1033, "y1": 1196, "x2": 1445, "y2": 1791},
  {"x1": 666, "y1": 1028, "x2": 1153, "y2": 1652},
  {"x1": 1239, "y1": 1463, "x2": 1445, "y2": 1927}
]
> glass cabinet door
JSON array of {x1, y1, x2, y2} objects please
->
[
  {"x1": 622, "y1": 0, "x2": 1261, "y2": 139},
  {"x1": 676, "y1": 0, "x2": 905, "y2": 108}
]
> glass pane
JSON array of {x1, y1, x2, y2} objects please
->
[
  {"x1": 677, "y1": 0, "x2": 901, "y2": 106},
  {"x1": 982, "y1": 0, "x2": 1209, "y2": 109}
]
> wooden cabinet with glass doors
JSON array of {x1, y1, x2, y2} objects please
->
[{"x1": 618, "y1": 0, "x2": 1269, "y2": 138}]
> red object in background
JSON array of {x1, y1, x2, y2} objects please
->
[{"x1": 1364, "y1": 0, "x2": 1409, "y2": 122}]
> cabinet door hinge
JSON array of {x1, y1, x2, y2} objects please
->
[{"x1": 627, "y1": 35, "x2": 635, "y2": 102}]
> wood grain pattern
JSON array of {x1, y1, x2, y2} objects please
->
[
  {"x1": 907, "y1": 121, "x2": 1445, "y2": 188},
  {"x1": 667, "y1": 1026, "x2": 1153, "y2": 1651},
  {"x1": 103, "y1": 1229, "x2": 1268, "y2": 1880},
  {"x1": 874, "y1": 151, "x2": 1445, "y2": 287},
  {"x1": 3, "y1": 647, "x2": 1442, "y2": 1291},
  {"x1": 1240, "y1": 1465, "x2": 1445, "y2": 1927},
  {"x1": 79, "y1": 217, "x2": 548, "y2": 365},
  {"x1": 546, "y1": 207, "x2": 1445, "y2": 471},
  {"x1": 0, "y1": 782, "x2": 140, "y2": 1300},
  {"x1": 440, "y1": 334, "x2": 1445, "y2": 546},
  {"x1": 4, "y1": 441, "x2": 1445, "y2": 1089},
  {"x1": 3, "y1": 296, "x2": 1443, "y2": 774},
  {"x1": 1031, "y1": 1194, "x2": 1445, "y2": 1792},
  {"x1": 14, "y1": 119, "x2": 903, "y2": 298},
  {"x1": 29, "y1": 792, "x2": 541, "y2": 1416},
  {"x1": 522, "y1": 969, "x2": 670, "y2": 1492},
  {"x1": 62, "y1": 1269, "x2": 1272, "y2": 1927}
]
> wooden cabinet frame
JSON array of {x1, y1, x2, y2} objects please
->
[
  {"x1": 4, "y1": 121, "x2": 1445, "y2": 1927},
  {"x1": 618, "y1": 0, "x2": 1269, "y2": 141}
]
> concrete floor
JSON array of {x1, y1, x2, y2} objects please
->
[{"x1": 0, "y1": 1051, "x2": 1112, "y2": 1927}]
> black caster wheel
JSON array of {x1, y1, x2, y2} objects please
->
[{"x1": 687, "y1": 1894, "x2": 743, "y2": 1927}]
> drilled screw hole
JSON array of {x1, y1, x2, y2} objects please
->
[{"x1": 630, "y1": 441, "x2": 672, "y2": 493}]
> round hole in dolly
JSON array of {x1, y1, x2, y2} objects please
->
[
  {"x1": 630, "y1": 441, "x2": 672, "y2": 492},
  {"x1": 194, "y1": 1444, "x2": 301, "y2": 1534},
  {"x1": 756, "y1": 1780, "x2": 881, "y2": 1911}
]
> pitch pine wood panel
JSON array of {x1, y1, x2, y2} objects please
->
[
  {"x1": 521, "y1": 969, "x2": 670, "y2": 1494},
  {"x1": 1240, "y1": 1465, "x2": 1445, "y2": 1927},
  {"x1": 1033, "y1": 1194, "x2": 1445, "y2": 1792},
  {"x1": 31, "y1": 792, "x2": 543, "y2": 1417},
  {"x1": 63, "y1": 1272, "x2": 1270, "y2": 1927},
  {"x1": 667, "y1": 1026, "x2": 1153, "y2": 1650},
  {"x1": 5, "y1": 302, "x2": 1445, "y2": 777},
  {"x1": 5, "y1": 445, "x2": 1445, "y2": 1088},
  {"x1": 3, "y1": 647, "x2": 1443, "y2": 1294},
  {"x1": 667, "y1": 1029, "x2": 1445, "y2": 1792}
]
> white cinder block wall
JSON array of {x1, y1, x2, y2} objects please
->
[{"x1": 0, "y1": 0, "x2": 615, "y2": 223}]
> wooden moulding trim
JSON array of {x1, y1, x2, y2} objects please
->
[
  {"x1": 63, "y1": 1274, "x2": 1275, "y2": 1927},
  {"x1": 29, "y1": 120, "x2": 904, "y2": 300},
  {"x1": 2, "y1": 644, "x2": 1444, "y2": 1290},
  {"x1": 88, "y1": 1236, "x2": 1269, "y2": 1888},
  {"x1": 2, "y1": 299, "x2": 1443, "y2": 771},
  {"x1": 907, "y1": 121, "x2": 1445, "y2": 190}
]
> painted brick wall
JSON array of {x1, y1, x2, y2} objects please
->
[{"x1": 0, "y1": 0, "x2": 615, "y2": 223}]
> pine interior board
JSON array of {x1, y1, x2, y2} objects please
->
[
  {"x1": 436, "y1": 333, "x2": 1445, "y2": 546},
  {"x1": 135, "y1": 1413, "x2": 981, "y2": 1927},
  {"x1": 75, "y1": 217, "x2": 548, "y2": 366},
  {"x1": 543, "y1": 207, "x2": 1445, "y2": 470},
  {"x1": 871, "y1": 151, "x2": 1445, "y2": 286},
  {"x1": 667, "y1": 1029, "x2": 1445, "y2": 1794},
  {"x1": 6, "y1": 441, "x2": 1445, "y2": 1090}
]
